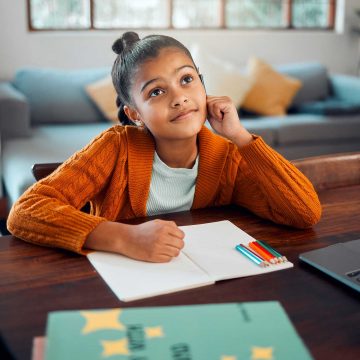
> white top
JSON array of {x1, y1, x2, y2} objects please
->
[{"x1": 146, "y1": 151, "x2": 199, "y2": 216}]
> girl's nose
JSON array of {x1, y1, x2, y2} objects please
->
[{"x1": 171, "y1": 91, "x2": 189, "y2": 107}]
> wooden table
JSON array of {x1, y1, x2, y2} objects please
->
[{"x1": 1, "y1": 185, "x2": 360, "y2": 360}]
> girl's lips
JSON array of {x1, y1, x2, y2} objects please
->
[{"x1": 171, "y1": 109, "x2": 197, "y2": 122}]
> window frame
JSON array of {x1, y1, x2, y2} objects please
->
[{"x1": 27, "y1": 0, "x2": 336, "y2": 31}]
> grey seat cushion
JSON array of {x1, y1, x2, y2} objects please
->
[
  {"x1": 13, "y1": 67, "x2": 111, "y2": 124},
  {"x1": 241, "y1": 114, "x2": 360, "y2": 146},
  {"x1": 275, "y1": 114, "x2": 360, "y2": 145},
  {"x1": 241, "y1": 118, "x2": 278, "y2": 145},
  {"x1": 2, "y1": 123, "x2": 113, "y2": 207}
]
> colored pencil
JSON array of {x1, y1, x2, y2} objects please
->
[
  {"x1": 241, "y1": 244, "x2": 270, "y2": 267},
  {"x1": 235, "y1": 244, "x2": 268, "y2": 268},
  {"x1": 256, "y1": 240, "x2": 288, "y2": 262},
  {"x1": 249, "y1": 241, "x2": 278, "y2": 264}
]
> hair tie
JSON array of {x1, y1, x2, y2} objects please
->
[{"x1": 116, "y1": 95, "x2": 122, "y2": 108}]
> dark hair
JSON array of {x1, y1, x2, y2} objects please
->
[{"x1": 111, "y1": 31, "x2": 196, "y2": 125}]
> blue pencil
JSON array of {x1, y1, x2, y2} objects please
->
[{"x1": 235, "y1": 244, "x2": 269, "y2": 267}]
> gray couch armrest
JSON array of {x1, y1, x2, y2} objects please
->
[
  {"x1": 0, "y1": 82, "x2": 31, "y2": 140},
  {"x1": 329, "y1": 74, "x2": 360, "y2": 104}
]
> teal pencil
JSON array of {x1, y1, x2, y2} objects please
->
[
  {"x1": 235, "y1": 244, "x2": 269, "y2": 268},
  {"x1": 256, "y1": 240, "x2": 288, "y2": 262}
]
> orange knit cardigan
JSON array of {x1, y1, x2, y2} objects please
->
[{"x1": 7, "y1": 125, "x2": 321, "y2": 254}]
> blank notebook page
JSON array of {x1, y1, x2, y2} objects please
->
[
  {"x1": 181, "y1": 220, "x2": 293, "y2": 281},
  {"x1": 87, "y1": 251, "x2": 213, "y2": 302}
]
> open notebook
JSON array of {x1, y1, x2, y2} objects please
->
[{"x1": 87, "y1": 220, "x2": 293, "y2": 302}]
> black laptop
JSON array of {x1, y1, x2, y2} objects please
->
[{"x1": 299, "y1": 239, "x2": 360, "y2": 293}]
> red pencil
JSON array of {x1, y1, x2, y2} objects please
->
[
  {"x1": 241, "y1": 244, "x2": 270, "y2": 267},
  {"x1": 249, "y1": 241, "x2": 278, "y2": 264}
]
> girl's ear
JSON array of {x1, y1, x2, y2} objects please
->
[
  {"x1": 123, "y1": 105, "x2": 141, "y2": 122},
  {"x1": 196, "y1": 67, "x2": 206, "y2": 92}
]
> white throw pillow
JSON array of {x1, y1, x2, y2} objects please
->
[{"x1": 191, "y1": 45, "x2": 253, "y2": 107}]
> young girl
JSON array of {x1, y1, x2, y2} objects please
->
[{"x1": 7, "y1": 32, "x2": 321, "y2": 263}]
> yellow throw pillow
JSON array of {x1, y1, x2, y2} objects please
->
[
  {"x1": 242, "y1": 57, "x2": 302, "y2": 116},
  {"x1": 85, "y1": 76, "x2": 118, "y2": 123}
]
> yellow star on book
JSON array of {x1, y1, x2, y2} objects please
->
[
  {"x1": 251, "y1": 346, "x2": 274, "y2": 360},
  {"x1": 220, "y1": 356, "x2": 237, "y2": 360},
  {"x1": 145, "y1": 326, "x2": 164, "y2": 338},
  {"x1": 101, "y1": 338, "x2": 129, "y2": 357},
  {"x1": 80, "y1": 309, "x2": 125, "y2": 334}
]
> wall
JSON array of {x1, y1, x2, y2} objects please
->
[{"x1": 0, "y1": 0, "x2": 359, "y2": 81}]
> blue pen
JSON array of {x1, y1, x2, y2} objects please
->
[{"x1": 235, "y1": 244, "x2": 269, "y2": 268}]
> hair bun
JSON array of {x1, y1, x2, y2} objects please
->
[{"x1": 112, "y1": 32, "x2": 140, "y2": 55}]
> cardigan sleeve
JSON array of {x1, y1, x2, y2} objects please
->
[
  {"x1": 231, "y1": 136, "x2": 322, "y2": 228},
  {"x1": 7, "y1": 128, "x2": 123, "y2": 254}
]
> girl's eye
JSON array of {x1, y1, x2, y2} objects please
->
[
  {"x1": 181, "y1": 75, "x2": 193, "y2": 85},
  {"x1": 149, "y1": 88, "x2": 164, "y2": 97}
]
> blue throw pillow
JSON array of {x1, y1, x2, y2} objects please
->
[
  {"x1": 277, "y1": 62, "x2": 330, "y2": 107},
  {"x1": 13, "y1": 67, "x2": 111, "y2": 124}
]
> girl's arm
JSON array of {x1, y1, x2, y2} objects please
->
[
  {"x1": 206, "y1": 95, "x2": 321, "y2": 228},
  {"x1": 231, "y1": 138, "x2": 322, "y2": 228},
  {"x1": 8, "y1": 128, "x2": 185, "y2": 262},
  {"x1": 7, "y1": 130, "x2": 120, "y2": 253}
]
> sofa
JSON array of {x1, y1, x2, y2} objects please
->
[{"x1": 1, "y1": 62, "x2": 360, "y2": 211}]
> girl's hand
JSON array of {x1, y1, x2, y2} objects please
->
[
  {"x1": 206, "y1": 95, "x2": 253, "y2": 147},
  {"x1": 124, "y1": 219, "x2": 185, "y2": 262},
  {"x1": 86, "y1": 220, "x2": 185, "y2": 263}
]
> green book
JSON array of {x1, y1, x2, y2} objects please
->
[{"x1": 45, "y1": 301, "x2": 312, "y2": 360}]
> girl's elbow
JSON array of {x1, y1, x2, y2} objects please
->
[
  {"x1": 294, "y1": 205, "x2": 322, "y2": 229},
  {"x1": 6, "y1": 205, "x2": 22, "y2": 236}
]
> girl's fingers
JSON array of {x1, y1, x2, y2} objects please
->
[
  {"x1": 162, "y1": 245, "x2": 182, "y2": 257},
  {"x1": 167, "y1": 225, "x2": 185, "y2": 240},
  {"x1": 207, "y1": 97, "x2": 232, "y2": 119},
  {"x1": 163, "y1": 232, "x2": 184, "y2": 251},
  {"x1": 152, "y1": 254, "x2": 173, "y2": 263},
  {"x1": 207, "y1": 101, "x2": 225, "y2": 121}
]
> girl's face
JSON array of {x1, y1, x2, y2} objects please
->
[{"x1": 128, "y1": 47, "x2": 207, "y2": 143}]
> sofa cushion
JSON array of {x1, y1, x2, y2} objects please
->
[
  {"x1": 240, "y1": 118, "x2": 277, "y2": 146},
  {"x1": 13, "y1": 68, "x2": 110, "y2": 124},
  {"x1": 274, "y1": 114, "x2": 360, "y2": 145},
  {"x1": 276, "y1": 142, "x2": 360, "y2": 160},
  {"x1": 2, "y1": 123, "x2": 113, "y2": 206},
  {"x1": 294, "y1": 98, "x2": 360, "y2": 115},
  {"x1": 277, "y1": 62, "x2": 330, "y2": 107},
  {"x1": 85, "y1": 76, "x2": 119, "y2": 123},
  {"x1": 242, "y1": 57, "x2": 302, "y2": 116},
  {"x1": 191, "y1": 47, "x2": 254, "y2": 107},
  {"x1": 329, "y1": 75, "x2": 360, "y2": 104},
  {"x1": 0, "y1": 83, "x2": 31, "y2": 139}
]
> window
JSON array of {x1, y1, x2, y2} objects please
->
[
  {"x1": 28, "y1": 0, "x2": 336, "y2": 31},
  {"x1": 93, "y1": 0, "x2": 169, "y2": 29},
  {"x1": 29, "y1": 0, "x2": 91, "y2": 29},
  {"x1": 226, "y1": 0, "x2": 286, "y2": 28},
  {"x1": 172, "y1": 0, "x2": 221, "y2": 28}
]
